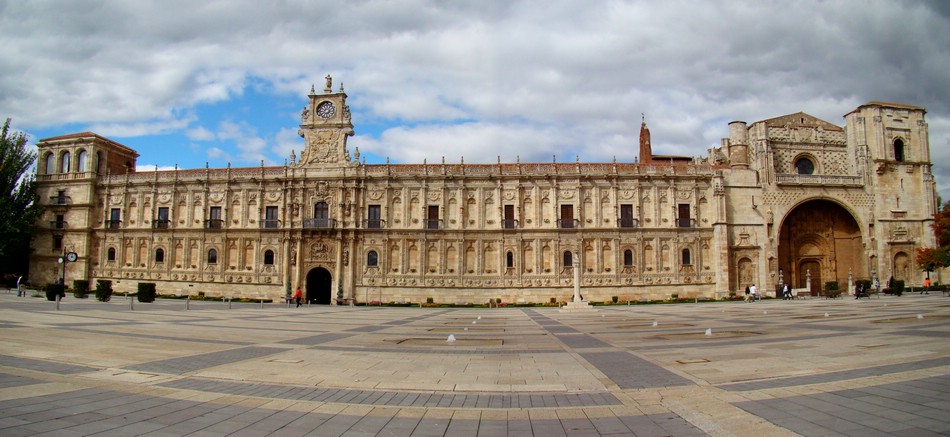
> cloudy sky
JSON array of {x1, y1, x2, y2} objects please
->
[{"x1": 2, "y1": 0, "x2": 949, "y2": 199}]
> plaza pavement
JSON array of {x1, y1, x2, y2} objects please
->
[{"x1": 0, "y1": 290, "x2": 948, "y2": 436}]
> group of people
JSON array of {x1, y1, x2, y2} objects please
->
[
  {"x1": 747, "y1": 283, "x2": 794, "y2": 301},
  {"x1": 744, "y1": 284, "x2": 758, "y2": 302}
]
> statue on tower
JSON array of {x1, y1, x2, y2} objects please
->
[{"x1": 324, "y1": 74, "x2": 332, "y2": 93}]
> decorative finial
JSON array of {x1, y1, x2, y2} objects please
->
[
  {"x1": 641, "y1": 112, "x2": 645, "y2": 124},
  {"x1": 309, "y1": 84, "x2": 315, "y2": 95},
  {"x1": 354, "y1": 147, "x2": 360, "y2": 159},
  {"x1": 339, "y1": 82, "x2": 344, "y2": 92}
]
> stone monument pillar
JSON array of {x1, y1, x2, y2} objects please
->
[{"x1": 561, "y1": 251, "x2": 596, "y2": 313}]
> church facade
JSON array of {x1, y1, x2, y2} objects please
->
[{"x1": 29, "y1": 79, "x2": 938, "y2": 303}]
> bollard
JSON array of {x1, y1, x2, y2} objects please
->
[
  {"x1": 260, "y1": 298, "x2": 263, "y2": 309},
  {"x1": 56, "y1": 294, "x2": 61, "y2": 311},
  {"x1": 186, "y1": 295, "x2": 190, "y2": 310},
  {"x1": 228, "y1": 298, "x2": 232, "y2": 309},
  {"x1": 130, "y1": 294, "x2": 134, "y2": 311}
]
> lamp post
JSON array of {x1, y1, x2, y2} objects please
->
[{"x1": 56, "y1": 249, "x2": 77, "y2": 305}]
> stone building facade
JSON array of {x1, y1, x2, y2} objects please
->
[{"x1": 29, "y1": 80, "x2": 938, "y2": 303}]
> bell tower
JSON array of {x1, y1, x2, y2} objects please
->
[
  {"x1": 296, "y1": 75, "x2": 355, "y2": 167},
  {"x1": 639, "y1": 115, "x2": 653, "y2": 164}
]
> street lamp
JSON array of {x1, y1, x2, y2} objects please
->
[{"x1": 57, "y1": 249, "x2": 78, "y2": 299}]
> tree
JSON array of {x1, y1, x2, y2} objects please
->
[
  {"x1": 0, "y1": 118, "x2": 42, "y2": 277},
  {"x1": 916, "y1": 200, "x2": 950, "y2": 274}
]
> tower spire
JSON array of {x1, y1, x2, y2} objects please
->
[{"x1": 639, "y1": 114, "x2": 652, "y2": 164}]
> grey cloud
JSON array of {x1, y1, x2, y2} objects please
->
[{"x1": 1, "y1": 0, "x2": 948, "y2": 194}]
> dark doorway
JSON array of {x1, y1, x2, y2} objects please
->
[{"x1": 306, "y1": 267, "x2": 332, "y2": 304}]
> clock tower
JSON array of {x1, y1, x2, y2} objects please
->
[{"x1": 296, "y1": 75, "x2": 355, "y2": 167}]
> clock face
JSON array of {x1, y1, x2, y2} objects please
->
[
  {"x1": 66, "y1": 252, "x2": 78, "y2": 262},
  {"x1": 316, "y1": 101, "x2": 335, "y2": 119}
]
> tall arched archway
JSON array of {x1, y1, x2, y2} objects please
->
[
  {"x1": 778, "y1": 199, "x2": 863, "y2": 292},
  {"x1": 306, "y1": 267, "x2": 332, "y2": 304}
]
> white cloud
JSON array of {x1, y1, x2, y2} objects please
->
[
  {"x1": 186, "y1": 126, "x2": 215, "y2": 141},
  {"x1": 1, "y1": 0, "x2": 947, "y2": 193}
]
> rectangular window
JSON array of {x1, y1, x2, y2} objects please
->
[
  {"x1": 208, "y1": 206, "x2": 223, "y2": 229},
  {"x1": 367, "y1": 205, "x2": 382, "y2": 229},
  {"x1": 677, "y1": 204, "x2": 692, "y2": 228},
  {"x1": 53, "y1": 235, "x2": 63, "y2": 250},
  {"x1": 264, "y1": 206, "x2": 279, "y2": 229},
  {"x1": 503, "y1": 205, "x2": 516, "y2": 229},
  {"x1": 54, "y1": 214, "x2": 65, "y2": 230},
  {"x1": 559, "y1": 205, "x2": 575, "y2": 229},
  {"x1": 108, "y1": 208, "x2": 121, "y2": 229},
  {"x1": 619, "y1": 204, "x2": 635, "y2": 228},
  {"x1": 426, "y1": 205, "x2": 440, "y2": 229}
]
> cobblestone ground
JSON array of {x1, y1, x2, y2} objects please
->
[{"x1": 1, "y1": 290, "x2": 948, "y2": 436}]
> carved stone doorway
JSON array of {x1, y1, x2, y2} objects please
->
[
  {"x1": 306, "y1": 267, "x2": 332, "y2": 304},
  {"x1": 778, "y1": 199, "x2": 863, "y2": 291}
]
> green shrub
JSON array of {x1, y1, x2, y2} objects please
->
[
  {"x1": 95, "y1": 280, "x2": 113, "y2": 302},
  {"x1": 137, "y1": 283, "x2": 156, "y2": 303},
  {"x1": 45, "y1": 283, "x2": 65, "y2": 301},
  {"x1": 671, "y1": 293, "x2": 679, "y2": 300},
  {"x1": 612, "y1": 296, "x2": 619, "y2": 303},
  {"x1": 825, "y1": 281, "x2": 839, "y2": 291},
  {"x1": 426, "y1": 297, "x2": 434, "y2": 304},
  {"x1": 892, "y1": 280, "x2": 905, "y2": 296},
  {"x1": 72, "y1": 280, "x2": 89, "y2": 298},
  {"x1": 855, "y1": 279, "x2": 872, "y2": 293}
]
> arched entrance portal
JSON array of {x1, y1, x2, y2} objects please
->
[
  {"x1": 306, "y1": 268, "x2": 332, "y2": 304},
  {"x1": 778, "y1": 199, "x2": 863, "y2": 293}
]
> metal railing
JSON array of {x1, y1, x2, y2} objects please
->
[
  {"x1": 204, "y1": 219, "x2": 224, "y2": 229},
  {"x1": 104, "y1": 220, "x2": 122, "y2": 229},
  {"x1": 617, "y1": 218, "x2": 639, "y2": 228},
  {"x1": 502, "y1": 219, "x2": 520, "y2": 229},
  {"x1": 49, "y1": 195, "x2": 71, "y2": 206},
  {"x1": 260, "y1": 219, "x2": 281, "y2": 229},
  {"x1": 557, "y1": 218, "x2": 580, "y2": 229},
  {"x1": 152, "y1": 219, "x2": 171, "y2": 229},
  {"x1": 424, "y1": 219, "x2": 443, "y2": 230},
  {"x1": 363, "y1": 219, "x2": 385, "y2": 229},
  {"x1": 676, "y1": 218, "x2": 696, "y2": 228},
  {"x1": 303, "y1": 218, "x2": 336, "y2": 229}
]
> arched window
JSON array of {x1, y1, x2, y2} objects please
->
[
  {"x1": 563, "y1": 251, "x2": 573, "y2": 267},
  {"x1": 682, "y1": 248, "x2": 691, "y2": 265},
  {"x1": 893, "y1": 138, "x2": 905, "y2": 162},
  {"x1": 77, "y1": 150, "x2": 87, "y2": 172},
  {"x1": 623, "y1": 249, "x2": 633, "y2": 267},
  {"x1": 107, "y1": 247, "x2": 116, "y2": 262},
  {"x1": 263, "y1": 250, "x2": 274, "y2": 265},
  {"x1": 795, "y1": 157, "x2": 815, "y2": 175},
  {"x1": 208, "y1": 248, "x2": 218, "y2": 264},
  {"x1": 506, "y1": 251, "x2": 514, "y2": 268},
  {"x1": 367, "y1": 250, "x2": 378, "y2": 267},
  {"x1": 45, "y1": 153, "x2": 55, "y2": 174},
  {"x1": 155, "y1": 248, "x2": 165, "y2": 263},
  {"x1": 95, "y1": 152, "x2": 102, "y2": 173},
  {"x1": 61, "y1": 151, "x2": 71, "y2": 173}
]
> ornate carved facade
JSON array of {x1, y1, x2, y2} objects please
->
[{"x1": 30, "y1": 80, "x2": 938, "y2": 303}]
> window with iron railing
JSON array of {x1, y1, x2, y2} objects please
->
[
  {"x1": 206, "y1": 206, "x2": 223, "y2": 229},
  {"x1": 153, "y1": 207, "x2": 170, "y2": 229}
]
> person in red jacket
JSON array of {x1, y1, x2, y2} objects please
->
[{"x1": 293, "y1": 287, "x2": 303, "y2": 307}]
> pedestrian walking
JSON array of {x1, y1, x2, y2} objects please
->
[{"x1": 293, "y1": 287, "x2": 302, "y2": 307}]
